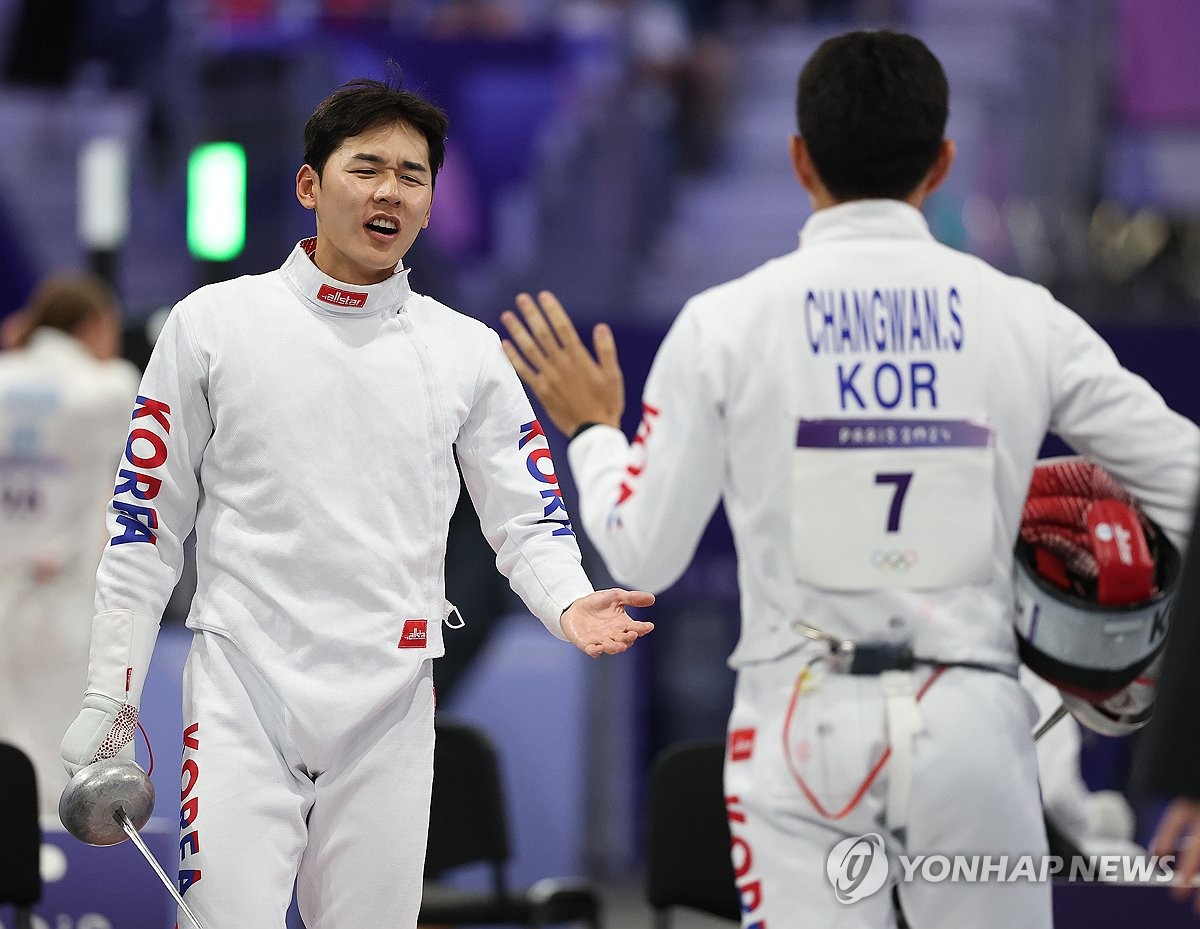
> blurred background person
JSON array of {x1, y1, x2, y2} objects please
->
[
  {"x1": 0, "y1": 1, "x2": 1195, "y2": 922},
  {"x1": 0, "y1": 272, "x2": 139, "y2": 818},
  {"x1": 1134, "y1": 494, "x2": 1200, "y2": 911}
]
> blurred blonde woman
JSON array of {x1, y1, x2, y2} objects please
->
[{"x1": 0, "y1": 272, "x2": 139, "y2": 817}]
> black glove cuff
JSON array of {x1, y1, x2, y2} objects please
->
[{"x1": 570, "y1": 421, "x2": 602, "y2": 442}]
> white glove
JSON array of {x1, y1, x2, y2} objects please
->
[
  {"x1": 60, "y1": 610, "x2": 159, "y2": 777},
  {"x1": 1061, "y1": 655, "x2": 1160, "y2": 738}
]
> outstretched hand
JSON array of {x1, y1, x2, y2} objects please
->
[
  {"x1": 561, "y1": 588, "x2": 655, "y2": 658},
  {"x1": 500, "y1": 291, "x2": 624, "y2": 438}
]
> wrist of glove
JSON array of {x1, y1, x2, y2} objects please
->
[{"x1": 59, "y1": 610, "x2": 159, "y2": 778}]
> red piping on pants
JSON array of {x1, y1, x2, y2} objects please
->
[{"x1": 781, "y1": 664, "x2": 946, "y2": 820}]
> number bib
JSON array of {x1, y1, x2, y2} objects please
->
[{"x1": 791, "y1": 418, "x2": 994, "y2": 591}]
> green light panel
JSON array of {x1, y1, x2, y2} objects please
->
[{"x1": 187, "y1": 142, "x2": 246, "y2": 262}]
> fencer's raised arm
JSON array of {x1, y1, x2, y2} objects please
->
[
  {"x1": 1045, "y1": 302, "x2": 1200, "y2": 548},
  {"x1": 454, "y1": 333, "x2": 595, "y2": 639},
  {"x1": 567, "y1": 305, "x2": 724, "y2": 592}
]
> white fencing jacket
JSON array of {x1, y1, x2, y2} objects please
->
[
  {"x1": 570, "y1": 201, "x2": 1199, "y2": 670},
  {"x1": 95, "y1": 239, "x2": 593, "y2": 729},
  {"x1": 0, "y1": 329, "x2": 138, "y2": 811},
  {"x1": 0, "y1": 328, "x2": 138, "y2": 569}
]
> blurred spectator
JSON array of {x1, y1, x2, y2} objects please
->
[
  {"x1": 748, "y1": 0, "x2": 901, "y2": 24},
  {"x1": 1, "y1": 305, "x2": 29, "y2": 351},
  {"x1": 0, "y1": 272, "x2": 139, "y2": 816},
  {"x1": 618, "y1": 0, "x2": 732, "y2": 175},
  {"x1": 427, "y1": 0, "x2": 526, "y2": 36},
  {"x1": 4, "y1": 0, "x2": 169, "y2": 91},
  {"x1": 1135, "y1": 494, "x2": 1200, "y2": 911},
  {"x1": 674, "y1": 27, "x2": 732, "y2": 174}
]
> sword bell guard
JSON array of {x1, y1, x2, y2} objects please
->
[{"x1": 59, "y1": 758, "x2": 155, "y2": 846}]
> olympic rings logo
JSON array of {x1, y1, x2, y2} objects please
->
[{"x1": 870, "y1": 548, "x2": 918, "y2": 572}]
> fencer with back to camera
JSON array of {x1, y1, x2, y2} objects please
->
[{"x1": 501, "y1": 29, "x2": 1200, "y2": 929}]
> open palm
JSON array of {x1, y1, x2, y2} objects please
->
[{"x1": 562, "y1": 588, "x2": 655, "y2": 657}]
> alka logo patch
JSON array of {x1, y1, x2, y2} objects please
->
[
  {"x1": 317, "y1": 284, "x2": 368, "y2": 308},
  {"x1": 730, "y1": 728, "x2": 755, "y2": 761},
  {"x1": 398, "y1": 619, "x2": 428, "y2": 648}
]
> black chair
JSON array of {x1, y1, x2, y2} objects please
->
[
  {"x1": 646, "y1": 741, "x2": 740, "y2": 928},
  {"x1": 0, "y1": 742, "x2": 42, "y2": 929},
  {"x1": 420, "y1": 719, "x2": 602, "y2": 928}
]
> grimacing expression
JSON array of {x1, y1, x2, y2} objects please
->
[{"x1": 296, "y1": 121, "x2": 434, "y2": 285}]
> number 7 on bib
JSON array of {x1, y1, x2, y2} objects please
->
[{"x1": 791, "y1": 418, "x2": 994, "y2": 590}]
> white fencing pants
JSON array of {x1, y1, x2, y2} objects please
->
[
  {"x1": 723, "y1": 654, "x2": 1051, "y2": 929},
  {"x1": 178, "y1": 630, "x2": 435, "y2": 928}
]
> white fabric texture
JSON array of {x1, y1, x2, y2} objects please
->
[
  {"x1": 726, "y1": 655, "x2": 1051, "y2": 929},
  {"x1": 569, "y1": 200, "x2": 1199, "y2": 670},
  {"x1": 59, "y1": 608, "x2": 161, "y2": 775},
  {"x1": 94, "y1": 240, "x2": 593, "y2": 736},
  {"x1": 178, "y1": 630, "x2": 435, "y2": 928},
  {"x1": 566, "y1": 199, "x2": 1198, "y2": 927},
  {"x1": 1021, "y1": 668, "x2": 1139, "y2": 853},
  {"x1": 89, "y1": 240, "x2": 594, "y2": 925},
  {"x1": 82, "y1": 608, "x2": 160, "y2": 705}
]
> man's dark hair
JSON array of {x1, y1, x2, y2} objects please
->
[
  {"x1": 303, "y1": 78, "x2": 449, "y2": 185},
  {"x1": 796, "y1": 31, "x2": 948, "y2": 201}
]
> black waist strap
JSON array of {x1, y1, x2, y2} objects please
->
[{"x1": 844, "y1": 642, "x2": 1014, "y2": 678}]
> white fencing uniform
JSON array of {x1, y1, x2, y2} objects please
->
[
  {"x1": 1019, "y1": 667, "x2": 1139, "y2": 856},
  {"x1": 569, "y1": 201, "x2": 1199, "y2": 928},
  {"x1": 95, "y1": 239, "x2": 594, "y2": 928},
  {"x1": 0, "y1": 328, "x2": 138, "y2": 816}
]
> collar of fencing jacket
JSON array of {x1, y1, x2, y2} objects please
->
[
  {"x1": 799, "y1": 199, "x2": 934, "y2": 249},
  {"x1": 281, "y1": 237, "x2": 414, "y2": 318}
]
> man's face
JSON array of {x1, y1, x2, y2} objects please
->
[{"x1": 296, "y1": 121, "x2": 434, "y2": 285}]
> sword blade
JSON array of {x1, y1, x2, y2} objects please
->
[
  {"x1": 1033, "y1": 703, "x2": 1069, "y2": 742},
  {"x1": 117, "y1": 810, "x2": 208, "y2": 929}
]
